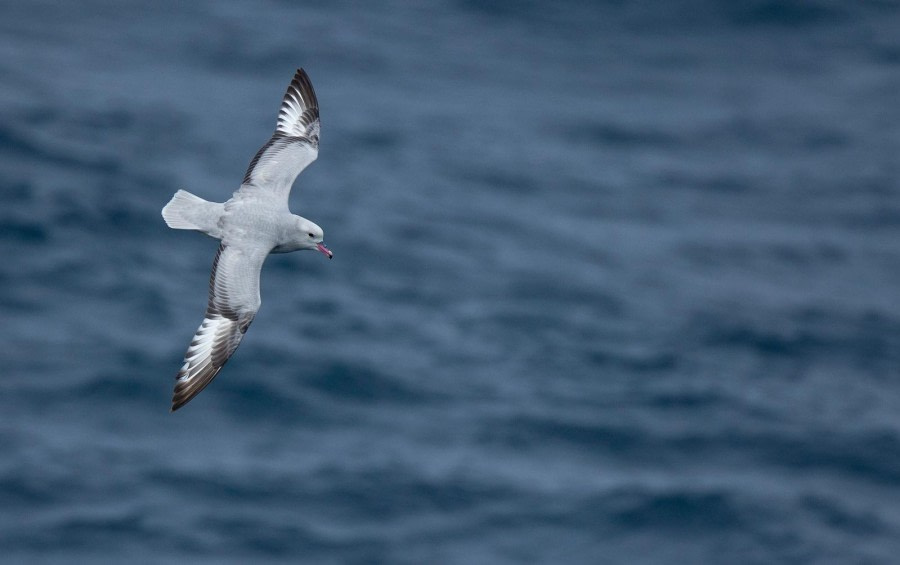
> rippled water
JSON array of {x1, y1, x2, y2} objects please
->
[{"x1": 3, "y1": 1, "x2": 900, "y2": 563}]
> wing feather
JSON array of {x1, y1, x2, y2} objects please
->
[
  {"x1": 238, "y1": 68, "x2": 320, "y2": 204},
  {"x1": 171, "y1": 244, "x2": 267, "y2": 411}
]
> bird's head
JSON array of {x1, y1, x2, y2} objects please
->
[{"x1": 296, "y1": 216, "x2": 332, "y2": 259}]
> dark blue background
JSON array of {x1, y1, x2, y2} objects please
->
[{"x1": 2, "y1": 1, "x2": 900, "y2": 563}]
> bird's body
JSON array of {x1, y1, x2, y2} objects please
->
[{"x1": 162, "y1": 69, "x2": 332, "y2": 411}]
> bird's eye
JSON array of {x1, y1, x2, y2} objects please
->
[{"x1": 308, "y1": 233, "x2": 315, "y2": 238}]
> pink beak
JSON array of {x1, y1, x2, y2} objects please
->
[{"x1": 316, "y1": 242, "x2": 333, "y2": 259}]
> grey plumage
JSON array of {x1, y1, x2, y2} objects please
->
[
  {"x1": 163, "y1": 68, "x2": 331, "y2": 412},
  {"x1": 241, "y1": 68, "x2": 321, "y2": 202}
]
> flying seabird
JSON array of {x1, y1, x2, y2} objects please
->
[{"x1": 161, "y1": 68, "x2": 332, "y2": 412}]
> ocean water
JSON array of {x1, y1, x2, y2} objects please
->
[{"x1": 2, "y1": 1, "x2": 900, "y2": 563}]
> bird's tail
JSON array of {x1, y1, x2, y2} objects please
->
[
  {"x1": 162, "y1": 190, "x2": 208, "y2": 229},
  {"x1": 161, "y1": 190, "x2": 224, "y2": 238}
]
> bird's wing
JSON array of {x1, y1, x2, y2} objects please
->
[
  {"x1": 171, "y1": 243, "x2": 268, "y2": 411},
  {"x1": 236, "y1": 68, "x2": 320, "y2": 205}
]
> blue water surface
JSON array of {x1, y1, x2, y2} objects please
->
[{"x1": 2, "y1": 1, "x2": 900, "y2": 563}]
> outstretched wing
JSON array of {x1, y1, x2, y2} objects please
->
[
  {"x1": 171, "y1": 244, "x2": 268, "y2": 411},
  {"x1": 237, "y1": 68, "x2": 320, "y2": 205}
]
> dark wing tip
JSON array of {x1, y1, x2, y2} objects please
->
[
  {"x1": 289, "y1": 68, "x2": 318, "y2": 111},
  {"x1": 266, "y1": 67, "x2": 320, "y2": 146},
  {"x1": 170, "y1": 383, "x2": 194, "y2": 411},
  {"x1": 169, "y1": 364, "x2": 225, "y2": 412}
]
